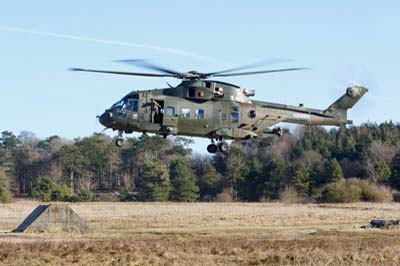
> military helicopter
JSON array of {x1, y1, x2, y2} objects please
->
[{"x1": 71, "y1": 59, "x2": 367, "y2": 153}]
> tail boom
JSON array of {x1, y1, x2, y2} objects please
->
[{"x1": 323, "y1": 85, "x2": 368, "y2": 124}]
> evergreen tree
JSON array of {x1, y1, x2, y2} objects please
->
[
  {"x1": 0, "y1": 168, "x2": 12, "y2": 203},
  {"x1": 137, "y1": 160, "x2": 170, "y2": 201},
  {"x1": 53, "y1": 144, "x2": 86, "y2": 191},
  {"x1": 0, "y1": 131, "x2": 19, "y2": 150},
  {"x1": 374, "y1": 160, "x2": 391, "y2": 185},
  {"x1": 196, "y1": 163, "x2": 223, "y2": 201},
  {"x1": 390, "y1": 152, "x2": 400, "y2": 190},
  {"x1": 170, "y1": 159, "x2": 199, "y2": 202},
  {"x1": 226, "y1": 147, "x2": 249, "y2": 201},
  {"x1": 291, "y1": 162, "x2": 310, "y2": 196},
  {"x1": 260, "y1": 158, "x2": 288, "y2": 200},
  {"x1": 241, "y1": 155, "x2": 263, "y2": 201},
  {"x1": 31, "y1": 176, "x2": 73, "y2": 202},
  {"x1": 310, "y1": 160, "x2": 326, "y2": 189},
  {"x1": 324, "y1": 158, "x2": 344, "y2": 183}
]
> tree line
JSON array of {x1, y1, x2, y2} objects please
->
[{"x1": 1, "y1": 121, "x2": 400, "y2": 203}]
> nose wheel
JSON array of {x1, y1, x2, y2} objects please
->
[
  {"x1": 115, "y1": 130, "x2": 124, "y2": 147},
  {"x1": 115, "y1": 138, "x2": 124, "y2": 147}
]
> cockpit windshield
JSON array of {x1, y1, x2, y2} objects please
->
[
  {"x1": 112, "y1": 99, "x2": 126, "y2": 109},
  {"x1": 111, "y1": 94, "x2": 139, "y2": 112}
]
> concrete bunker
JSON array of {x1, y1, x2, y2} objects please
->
[{"x1": 12, "y1": 204, "x2": 90, "y2": 233}]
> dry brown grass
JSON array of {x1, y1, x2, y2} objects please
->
[{"x1": 1, "y1": 200, "x2": 400, "y2": 265}]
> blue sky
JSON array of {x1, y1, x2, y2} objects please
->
[{"x1": 0, "y1": 1, "x2": 399, "y2": 153}]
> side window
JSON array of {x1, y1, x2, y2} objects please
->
[
  {"x1": 166, "y1": 106, "x2": 175, "y2": 116},
  {"x1": 230, "y1": 112, "x2": 239, "y2": 122},
  {"x1": 181, "y1": 108, "x2": 190, "y2": 118},
  {"x1": 188, "y1": 87, "x2": 196, "y2": 97},
  {"x1": 132, "y1": 100, "x2": 139, "y2": 112},
  {"x1": 195, "y1": 109, "x2": 205, "y2": 119},
  {"x1": 248, "y1": 110, "x2": 256, "y2": 118}
]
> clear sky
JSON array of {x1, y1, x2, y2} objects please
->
[{"x1": 0, "y1": 1, "x2": 399, "y2": 153}]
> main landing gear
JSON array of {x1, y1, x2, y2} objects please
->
[{"x1": 207, "y1": 138, "x2": 228, "y2": 154}]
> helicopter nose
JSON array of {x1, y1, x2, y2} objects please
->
[{"x1": 99, "y1": 111, "x2": 114, "y2": 128}]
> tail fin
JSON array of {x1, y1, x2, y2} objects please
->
[{"x1": 324, "y1": 85, "x2": 368, "y2": 124}]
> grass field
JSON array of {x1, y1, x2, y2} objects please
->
[{"x1": 1, "y1": 201, "x2": 400, "y2": 265}]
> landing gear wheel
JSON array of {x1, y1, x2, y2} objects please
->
[
  {"x1": 115, "y1": 138, "x2": 124, "y2": 147},
  {"x1": 218, "y1": 142, "x2": 229, "y2": 153},
  {"x1": 207, "y1": 143, "x2": 218, "y2": 153}
]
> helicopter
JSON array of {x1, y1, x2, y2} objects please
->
[{"x1": 71, "y1": 59, "x2": 368, "y2": 154}]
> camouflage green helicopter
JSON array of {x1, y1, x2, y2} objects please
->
[{"x1": 71, "y1": 60, "x2": 367, "y2": 154}]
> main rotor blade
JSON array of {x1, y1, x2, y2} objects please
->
[
  {"x1": 205, "y1": 58, "x2": 294, "y2": 76},
  {"x1": 70, "y1": 68, "x2": 176, "y2": 77},
  {"x1": 115, "y1": 59, "x2": 183, "y2": 76},
  {"x1": 213, "y1": 67, "x2": 307, "y2": 77}
]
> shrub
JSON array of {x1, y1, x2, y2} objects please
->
[
  {"x1": 319, "y1": 178, "x2": 392, "y2": 203},
  {"x1": 215, "y1": 188, "x2": 234, "y2": 202},
  {"x1": 65, "y1": 190, "x2": 94, "y2": 202},
  {"x1": 280, "y1": 186, "x2": 308, "y2": 203},
  {"x1": 50, "y1": 184, "x2": 74, "y2": 201},
  {"x1": 95, "y1": 192, "x2": 120, "y2": 202},
  {"x1": 31, "y1": 177, "x2": 54, "y2": 201},
  {"x1": 76, "y1": 190, "x2": 94, "y2": 201},
  {"x1": 320, "y1": 179, "x2": 362, "y2": 203},
  {"x1": 119, "y1": 188, "x2": 136, "y2": 201},
  {"x1": 32, "y1": 177, "x2": 73, "y2": 202},
  {"x1": 393, "y1": 191, "x2": 400, "y2": 202},
  {"x1": 359, "y1": 181, "x2": 392, "y2": 202}
]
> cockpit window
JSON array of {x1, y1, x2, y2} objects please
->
[
  {"x1": 112, "y1": 99, "x2": 125, "y2": 109},
  {"x1": 126, "y1": 100, "x2": 139, "y2": 112},
  {"x1": 112, "y1": 96, "x2": 139, "y2": 112}
]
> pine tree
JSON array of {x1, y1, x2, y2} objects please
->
[
  {"x1": 0, "y1": 168, "x2": 12, "y2": 203},
  {"x1": 137, "y1": 160, "x2": 170, "y2": 201},
  {"x1": 260, "y1": 158, "x2": 288, "y2": 200},
  {"x1": 309, "y1": 160, "x2": 326, "y2": 191},
  {"x1": 242, "y1": 155, "x2": 263, "y2": 201},
  {"x1": 226, "y1": 147, "x2": 249, "y2": 201},
  {"x1": 390, "y1": 152, "x2": 400, "y2": 190},
  {"x1": 324, "y1": 158, "x2": 344, "y2": 183},
  {"x1": 170, "y1": 159, "x2": 199, "y2": 202},
  {"x1": 374, "y1": 160, "x2": 391, "y2": 184},
  {"x1": 196, "y1": 163, "x2": 223, "y2": 201},
  {"x1": 291, "y1": 162, "x2": 310, "y2": 196},
  {"x1": 0, "y1": 131, "x2": 19, "y2": 150}
]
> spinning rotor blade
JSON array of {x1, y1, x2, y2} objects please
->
[
  {"x1": 212, "y1": 67, "x2": 307, "y2": 77},
  {"x1": 115, "y1": 59, "x2": 183, "y2": 76},
  {"x1": 72, "y1": 59, "x2": 307, "y2": 80},
  {"x1": 205, "y1": 58, "x2": 293, "y2": 76},
  {"x1": 70, "y1": 68, "x2": 175, "y2": 77}
]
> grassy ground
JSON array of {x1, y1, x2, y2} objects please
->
[{"x1": 0, "y1": 201, "x2": 400, "y2": 265}]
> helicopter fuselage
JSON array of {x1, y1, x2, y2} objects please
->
[{"x1": 99, "y1": 80, "x2": 367, "y2": 145}]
